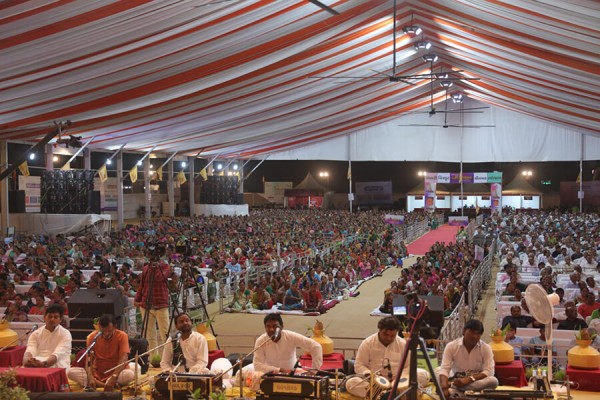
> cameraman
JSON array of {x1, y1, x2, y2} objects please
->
[{"x1": 134, "y1": 259, "x2": 173, "y2": 356}]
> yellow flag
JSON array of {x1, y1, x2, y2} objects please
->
[
  {"x1": 177, "y1": 170, "x2": 187, "y2": 184},
  {"x1": 576, "y1": 173, "x2": 581, "y2": 183},
  {"x1": 156, "y1": 166, "x2": 163, "y2": 181},
  {"x1": 98, "y1": 164, "x2": 108, "y2": 183},
  {"x1": 130, "y1": 165, "x2": 138, "y2": 183},
  {"x1": 18, "y1": 161, "x2": 30, "y2": 176},
  {"x1": 61, "y1": 162, "x2": 70, "y2": 171},
  {"x1": 199, "y1": 168, "x2": 207, "y2": 181}
]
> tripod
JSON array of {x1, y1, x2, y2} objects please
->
[
  {"x1": 388, "y1": 299, "x2": 446, "y2": 400},
  {"x1": 165, "y1": 262, "x2": 219, "y2": 348}
]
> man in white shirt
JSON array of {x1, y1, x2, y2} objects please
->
[
  {"x1": 253, "y1": 313, "x2": 322, "y2": 374},
  {"x1": 161, "y1": 313, "x2": 209, "y2": 374},
  {"x1": 437, "y1": 319, "x2": 498, "y2": 398},
  {"x1": 355, "y1": 316, "x2": 430, "y2": 387},
  {"x1": 23, "y1": 304, "x2": 72, "y2": 368}
]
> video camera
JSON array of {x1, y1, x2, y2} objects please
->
[{"x1": 392, "y1": 294, "x2": 444, "y2": 339}]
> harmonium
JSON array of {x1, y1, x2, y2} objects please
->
[
  {"x1": 153, "y1": 373, "x2": 222, "y2": 400},
  {"x1": 256, "y1": 373, "x2": 330, "y2": 400}
]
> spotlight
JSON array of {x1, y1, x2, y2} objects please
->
[
  {"x1": 403, "y1": 25, "x2": 422, "y2": 35},
  {"x1": 417, "y1": 171, "x2": 427, "y2": 177},
  {"x1": 451, "y1": 93, "x2": 464, "y2": 103},
  {"x1": 439, "y1": 80, "x2": 453, "y2": 88},
  {"x1": 216, "y1": 163, "x2": 223, "y2": 170},
  {"x1": 56, "y1": 135, "x2": 82, "y2": 148},
  {"x1": 232, "y1": 164, "x2": 239, "y2": 171},
  {"x1": 53, "y1": 155, "x2": 58, "y2": 162},
  {"x1": 29, "y1": 153, "x2": 35, "y2": 160},
  {"x1": 414, "y1": 41, "x2": 431, "y2": 50},
  {"x1": 422, "y1": 53, "x2": 438, "y2": 63},
  {"x1": 181, "y1": 161, "x2": 187, "y2": 168},
  {"x1": 150, "y1": 164, "x2": 154, "y2": 169},
  {"x1": 137, "y1": 160, "x2": 142, "y2": 166},
  {"x1": 106, "y1": 159, "x2": 112, "y2": 165}
]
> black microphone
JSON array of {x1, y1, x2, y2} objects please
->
[
  {"x1": 271, "y1": 327, "x2": 281, "y2": 341},
  {"x1": 290, "y1": 359, "x2": 301, "y2": 376},
  {"x1": 173, "y1": 332, "x2": 182, "y2": 347},
  {"x1": 385, "y1": 359, "x2": 393, "y2": 380}
]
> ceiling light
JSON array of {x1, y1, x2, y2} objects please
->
[
  {"x1": 216, "y1": 163, "x2": 223, "y2": 170},
  {"x1": 181, "y1": 161, "x2": 187, "y2": 168},
  {"x1": 232, "y1": 164, "x2": 239, "y2": 171},
  {"x1": 439, "y1": 80, "x2": 453, "y2": 88},
  {"x1": 451, "y1": 93, "x2": 464, "y2": 103},
  {"x1": 106, "y1": 159, "x2": 112, "y2": 165},
  {"x1": 435, "y1": 72, "x2": 449, "y2": 79},
  {"x1": 403, "y1": 25, "x2": 422, "y2": 35},
  {"x1": 137, "y1": 160, "x2": 142, "y2": 166},
  {"x1": 29, "y1": 153, "x2": 35, "y2": 160},
  {"x1": 422, "y1": 53, "x2": 438, "y2": 63},
  {"x1": 414, "y1": 41, "x2": 431, "y2": 50}
]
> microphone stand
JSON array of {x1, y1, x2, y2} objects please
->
[
  {"x1": 129, "y1": 352, "x2": 144, "y2": 400},
  {"x1": 77, "y1": 333, "x2": 101, "y2": 364},
  {"x1": 0, "y1": 326, "x2": 38, "y2": 351},
  {"x1": 215, "y1": 333, "x2": 277, "y2": 400},
  {"x1": 104, "y1": 340, "x2": 172, "y2": 374}
]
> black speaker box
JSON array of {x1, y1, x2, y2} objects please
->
[
  {"x1": 28, "y1": 392, "x2": 122, "y2": 399},
  {"x1": 90, "y1": 190, "x2": 101, "y2": 213},
  {"x1": 392, "y1": 294, "x2": 444, "y2": 330},
  {"x1": 67, "y1": 289, "x2": 126, "y2": 318},
  {"x1": 8, "y1": 190, "x2": 25, "y2": 213}
]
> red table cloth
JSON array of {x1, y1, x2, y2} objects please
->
[
  {"x1": 566, "y1": 365, "x2": 600, "y2": 391},
  {"x1": 299, "y1": 352, "x2": 345, "y2": 371},
  {"x1": 208, "y1": 349, "x2": 225, "y2": 368},
  {"x1": 0, "y1": 367, "x2": 69, "y2": 392},
  {"x1": 0, "y1": 346, "x2": 26, "y2": 367},
  {"x1": 494, "y1": 359, "x2": 528, "y2": 387}
]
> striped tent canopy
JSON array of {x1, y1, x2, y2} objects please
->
[{"x1": 1, "y1": 0, "x2": 599, "y2": 161}]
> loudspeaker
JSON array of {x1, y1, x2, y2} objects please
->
[
  {"x1": 28, "y1": 393, "x2": 122, "y2": 399},
  {"x1": 392, "y1": 294, "x2": 444, "y2": 337},
  {"x1": 90, "y1": 190, "x2": 101, "y2": 214},
  {"x1": 67, "y1": 289, "x2": 126, "y2": 318},
  {"x1": 8, "y1": 190, "x2": 25, "y2": 213}
]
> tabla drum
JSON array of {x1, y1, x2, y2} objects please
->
[{"x1": 344, "y1": 375, "x2": 390, "y2": 399}]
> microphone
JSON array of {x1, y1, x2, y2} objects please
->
[
  {"x1": 271, "y1": 327, "x2": 281, "y2": 341},
  {"x1": 290, "y1": 359, "x2": 300, "y2": 376},
  {"x1": 27, "y1": 324, "x2": 39, "y2": 334},
  {"x1": 173, "y1": 332, "x2": 182, "y2": 347},
  {"x1": 92, "y1": 330, "x2": 103, "y2": 341}
]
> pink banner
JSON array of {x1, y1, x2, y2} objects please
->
[
  {"x1": 424, "y1": 174, "x2": 437, "y2": 213},
  {"x1": 491, "y1": 183, "x2": 502, "y2": 214}
]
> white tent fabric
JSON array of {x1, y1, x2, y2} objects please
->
[{"x1": 0, "y1": 0, "x2": 598, "y2": 161}]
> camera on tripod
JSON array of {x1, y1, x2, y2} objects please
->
[
  {"x1": 392, "y1": 294, "x2": 444, "y2": 339},
  {"x1": 148, "y1": 242, "x2": 166, "y2": 261}
]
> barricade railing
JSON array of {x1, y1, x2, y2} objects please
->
[
  {"x1": 467, "y1": 238, "x2": 497, "y2": 316},
  {"x1": 439, "y1": 293, "x2": 468, "y2": 343}
]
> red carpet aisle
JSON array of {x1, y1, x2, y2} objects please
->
[{"x1": 406, "y1": 224, "x2": 459, "y2": 255}]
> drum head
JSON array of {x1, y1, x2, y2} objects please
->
[
  {"x1": 345, "y1": 376, "x2": 369, "y2": 398},
  {"x1": 375, "y1": 376, "x2": 390, "y2": 389}
]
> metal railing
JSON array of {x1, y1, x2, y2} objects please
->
[
  {"x1": 439, "y1": 293, "x2": 469, "y2": 343},
  {"x1": 467, "y1": 238, "x2": 497, "y2": 316}
]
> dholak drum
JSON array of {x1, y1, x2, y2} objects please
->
[{"x1": 344, "y1": 375, "x2": 391, "y2": 399}]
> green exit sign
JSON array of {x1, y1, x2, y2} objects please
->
[{"x1": 541, "y1": 180, "x2": 552, "y2": 185}]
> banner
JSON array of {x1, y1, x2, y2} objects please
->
[
  {"x1": 490, "y1": 183, "x2": 502, "y2": 214},
  {"x1": 129, "y1": 165, "x2": 138, "y2": 183},
  {"x1": 384, "y1": 214, "x2": 405, "y2": 225},
  {"x1": 448, "y1": 216, "x2": 469, "y2": 226},
  {"x1": 355, "y1": 181, "x2": 393, "y2": 205},
  {"x1": 18, "y1": 161, "x2": 29, "y2": 176},
  {"x1": 176, "y1": 170, "x2": 187, "y2": 184},
  {"x1": 424, "y1": 173, "x2": 437, "y2": 212},
  {"x1": 474, "y1": 245, "x2": 484, "y2": 261},
  {"x1": 199, "y1": 168, "x2": 208, "y2": 181},
  {"x1": 98, "y1": 164, "x2": 108, "y2": 183}
]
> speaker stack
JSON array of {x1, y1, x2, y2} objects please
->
[
  {"x1": 41, "y1": 170, "x2": 95, "y2": 214},
  {"x1": 200, "y1": 175, "x2": 241, "y2": 204}
]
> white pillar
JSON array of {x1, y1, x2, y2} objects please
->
[
  {"x1": 116, "y1": 151, "x2": 124, "y2": 229},
  {"x1": 0, "y1": 141, "x2": 9, "y2": 232},
  {"x1": 45, "y1": 143, "x2": 54, "y2": 171},
  {"x1": 144, "y1": 157, "x2": 151, "y2": 221},
  {"x1": 188, "y1": 156, "x2": 195, "y2": 216},
  {"x1": 168, "y1": 158, "x2": 175, "y2": 217}
]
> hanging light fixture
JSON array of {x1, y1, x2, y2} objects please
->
[
  {"x1": 451, "y1": 93, "x2": 464, "y2": 103},
  {"x1": 414, "y1": 41, "x2": 431, "y2": 50},
  {"x1": 402, "y1": 12, "x2": 422, "y2": 35},
  {"x1": 439, "y1": 80, "x2": 453, "y2": 88},
  {"x1": 422, "y1": 53, "x2": 438, "y2": 63}
]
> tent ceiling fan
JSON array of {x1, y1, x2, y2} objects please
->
[{"x1": 398, "y1": 85, "x2": 495, "y2": 129}]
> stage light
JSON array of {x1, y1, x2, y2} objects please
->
[
  {"x1": 106, "y1": 159, "x2": 112, "y2": 165},
  {"x1": 29, "y1": 153, "x2": 35, "y2": 160},
  {"x1": 232, "y1": 164, "x2": 239, "y2": 171},
  {"x1": 181, "y1": 161, "x2": 187, "y2": 168},
  {"x1": 137, "y1": 160, "x2": 142, "y2": 166},
  {"x1": 53, "y1": 155, "x2": 58, "y2": 162},
  {"x1": 216, "y1": 163, "x2": 223, "y2": 170}
]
